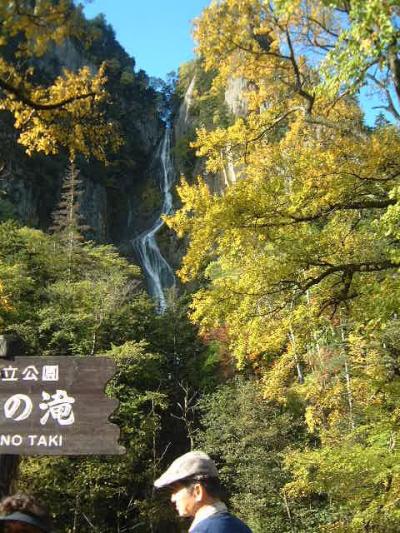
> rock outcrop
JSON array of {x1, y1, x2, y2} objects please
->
[{"x1": 0, "y1": 16, "x2": 164, "y2": 252}]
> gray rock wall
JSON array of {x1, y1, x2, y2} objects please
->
[{"x1": 0, "y1": 36, "x2": 164, "y2": 250}]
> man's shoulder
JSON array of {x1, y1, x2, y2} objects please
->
[{"x1": 191, "y1": 511, "x2": 252, "y2": 533}]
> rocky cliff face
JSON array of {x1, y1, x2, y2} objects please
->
[
  {"x1": 172, "y1": 65, "x2": 247, "y2": 193},
  {"x1": 0, "y1": 17, "x2": 164, "y2": 255},
  {"x1": 224, "y1": 76, "x2": 248, "y2": 118},
  {"x1": 174, "y1": 76, "x2": 196, "y2": 142}
]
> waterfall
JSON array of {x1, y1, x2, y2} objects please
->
[{"x1": 133, "y1": 130, "x2": 175, "y2": 311}]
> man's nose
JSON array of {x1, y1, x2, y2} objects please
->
[{"x1": 171, "y1": 492, "x2": 176, "y2": 503}]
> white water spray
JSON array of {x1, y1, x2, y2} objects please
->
[{"x1": 133, "y1": 130, "x2": 175, "y2": 311}]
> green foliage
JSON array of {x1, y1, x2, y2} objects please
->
[
  {"x1": 275, "y1": 0, "x2": 400, "y2": 121},
  {"x1": 0, "y1": 220, "x2": 215, "y2": 531},
  {"x1": 319, "y1": 1, "x2": 399, "y2": 103},
  {"x1": 149, "y1": 291, "x2": 219, "y2": 391},
  {"x1": 20, "y1": 341, "x2": 173, "y2": 532},
  {"x1": 172, "y1": 132, "x2": 197, "y2": 176},
  {"x1": 197, "y1": 379, "x2": 329, "y2": 532},
  {"x1": 0, "y1": 221, "x2": 142, "y2": 355}
]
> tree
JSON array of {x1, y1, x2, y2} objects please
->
[
  {"x1": 0, "y1": 0, "x2": 121, "y2": 160},
  {"x1": 0, "y1": 221, "x2": 143, "y2": 356},
  {"x1": 194, "y1": 0, "x2": 400, "y2": 123},
  {"x1": 196, "y1": 379, "x2": 329, "y2": 533},
  {"x1": 50, "y1": 159, "x2": 89, "y2": 276},
  {"x1": 276, "y1": 0, "x2": 400, "y2": 120},
  {"x1": 168, "y1": 0, "x2": 400, "y2": 373},
  {"x1": 166, "y1": 1, "x2": 400, "y2": 529}
]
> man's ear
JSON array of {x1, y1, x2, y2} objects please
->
[{"x1": 193, "y1": 482, "x2": 205, "y2": 502}]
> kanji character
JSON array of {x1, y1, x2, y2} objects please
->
[
  {"x1": 22, "y1": 365, "x2": 39, "y2": 381},
  {"x1": 39, "y1": 390, "x2": 75, "y2": 426},
  {"x1": 42, "y1": 365, "x2": 59, "y2": 382},
  {"x1": 1, "y1": 365, "x2": 18, "y2": 382}
]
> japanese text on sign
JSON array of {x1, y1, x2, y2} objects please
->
[
  {"x1": 4, "y1": 390, "x2": 75, "y2": 426},
  {"x1": 0, "y1": 356, "x2": 123, "y2": 455},
  {"x1": 1, "y1": 364, "x2": 59, "y2": 382}
]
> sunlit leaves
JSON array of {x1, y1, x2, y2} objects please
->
[
  {"x1": 168, "y1": 1, "x2": 400, "y2": 528},
  {"x1": 0, "y1": 0, "x2": 121, "y2": 160},
  {"x1": 318, "y1": 0, "x2": 400, "y2": 99},
  {"x1": 0, "y1": 0, "x2": 85, "y2": 57}
]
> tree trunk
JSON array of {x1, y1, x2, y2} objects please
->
[
  {"x1": 0, "y1": 455, "x2": 20, "y2": 497},
  {"x1": 0, "y1": 335, "x2": 23, "y2": 496}
]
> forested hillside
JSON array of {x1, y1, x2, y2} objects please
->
[{"x1": 1, "y1": 1, "x2": 400, "y2": 532}]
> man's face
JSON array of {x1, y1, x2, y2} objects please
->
[{"x1": 170, "y1": 483, "x2": 199, "y2": 518}]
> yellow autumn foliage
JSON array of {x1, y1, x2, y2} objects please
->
[{"x1": 0, "y1": 0, "x2": 120, "y2": 161}]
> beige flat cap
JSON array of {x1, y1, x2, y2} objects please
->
[{"x1": 154, "y1": 450, "x2": 219, "y2": 488}]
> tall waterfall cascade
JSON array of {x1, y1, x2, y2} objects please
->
[{"x1": 133, "y1": 130, "x2": 176, "y2": 311}]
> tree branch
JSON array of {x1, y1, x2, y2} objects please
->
[
  {"x1": 288, "y1": 198, "x2": 396, "y2": 223},
  {"x1": 240, "y1": 197, "x2": 396, "y2": 229},
  {"x1": 0, "y1": 78, "x2": 97, "y2": 111},
  {"x1": 367, "y1": 72, "x2": 400, "y2": 121},
  {"x1": 226, "y1": 35, "x2": 291, "y2": 61},
  {"x1": 302, "y1": 260, "x2": 397, "y2": 293},
  {"x1": 285, "y1": 29, "x2": 315, "y2": 114}
]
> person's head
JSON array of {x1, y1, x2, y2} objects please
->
[
  {"x1": 169, "y1": 476, "x2": 224, "y2": 517},
  {"x1": 154, "y1": 451, "x2": 224, "y2": 518},
  {"x1": 0, "y1": 493, "x2": 52, "y2": 533}
]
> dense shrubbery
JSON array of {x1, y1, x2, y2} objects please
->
[{"x1": 0, "y1": 221, "x2": 217, "y2": 531}]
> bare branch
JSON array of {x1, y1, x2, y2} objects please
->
[
  {"x1": 285, "y1": 30, "x2": 315, "y2": 113},
  {"x1": 307, "y1": 16, "x2": 340, "y2": 39},
  {"x1": 367, "y1": 73, "x2": 400, "y2": 121}
]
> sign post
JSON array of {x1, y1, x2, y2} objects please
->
[{"x1": 0, "y1": 356, "x2": 124, "y2": 455}]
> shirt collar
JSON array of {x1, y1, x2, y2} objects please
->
[{"x1": 189, "y1": 501, "x2": 227, "y2": 531}]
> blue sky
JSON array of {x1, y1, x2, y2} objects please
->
[{"x1": 83, "y1": 0, "x2": 210, "y2": 79}]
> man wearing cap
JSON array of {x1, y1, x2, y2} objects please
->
[{"x1": 154, "y1": 451, "x2": 252, "y2": 532}]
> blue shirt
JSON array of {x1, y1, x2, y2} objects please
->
[{"x1": 190, "y1": 511, "x2": 252, "y2": 533}]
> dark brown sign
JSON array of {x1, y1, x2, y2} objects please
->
[{"x1": 0, "y1": 357, "x2": 124, "y2": 455}]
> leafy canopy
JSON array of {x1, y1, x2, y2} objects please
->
[
  {"x1": 166, "y1": 1, "x2": 400, "y2": 529},
  {"x1": 0, "y1": 0, "x2": 121, "y2": 160}
]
